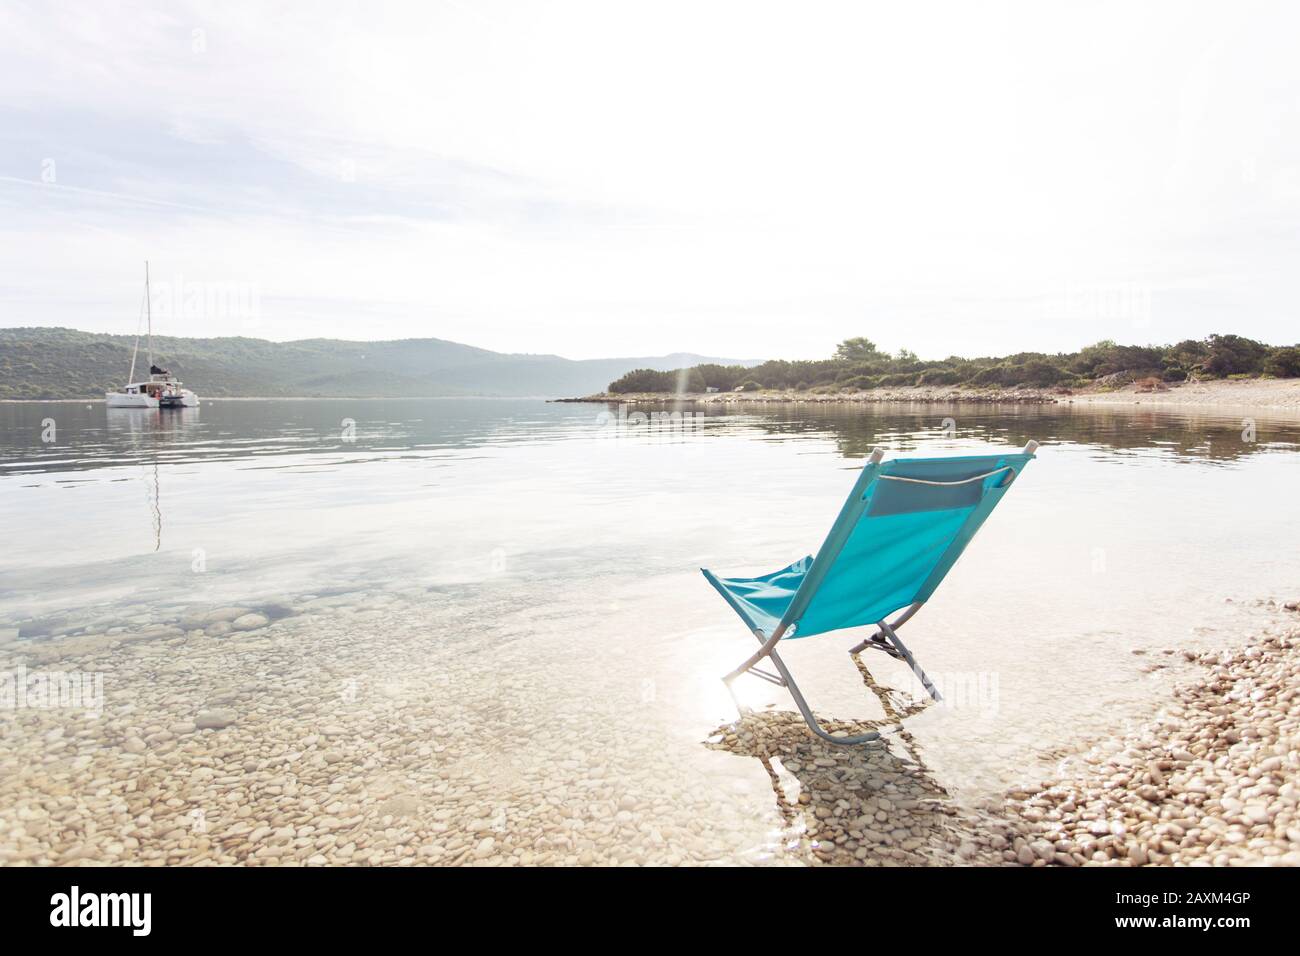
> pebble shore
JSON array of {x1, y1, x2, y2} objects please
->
[
  {"x1": 2, "y1": 594, "x2": 1296, "y2": 866},
  {"x1": 999, "y1": 610, "x2": 1300, "y2": 866}
]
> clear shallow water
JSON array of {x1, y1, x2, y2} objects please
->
[{"x1": 2, "y1": 397, "x2": 1299, "y2": 859}]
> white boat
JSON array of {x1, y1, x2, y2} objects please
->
[
  {"x1": 105, "y1": 373, "x2": 198, "y2": 408},
  {"x1": 105, "y1": 383, "x2": 159, "y2": 408},
  {"x1": 106, "y1": 262, "x2": 199, "y2": 409}
]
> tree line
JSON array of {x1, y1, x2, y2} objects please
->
[{"x1": 607, "y1": 334, "x2": 1300, "y2": 394}]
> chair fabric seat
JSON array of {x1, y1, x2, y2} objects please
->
[{"x1": 702, "y1": 556, "x2": 813, "y2": 636}]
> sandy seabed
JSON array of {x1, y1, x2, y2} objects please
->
[{"x1": 3, "y1": 588, "x2": 1298, "y2": 866}]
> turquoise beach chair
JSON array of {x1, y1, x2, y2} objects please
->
[{"x1": 703, "y1": 442, "x2": 1038, "y2": 745}]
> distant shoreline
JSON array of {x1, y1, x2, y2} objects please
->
[
  {"x1": 5, "y1": 379, "x2": 1299, "y2": 410},
  {"x1": 558, "y1": 378, "x2": 1300, "y2": 411},
  {"x1": 0, "y1": 395, "x2": 562, "y2": 404}
]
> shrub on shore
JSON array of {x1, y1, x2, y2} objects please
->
[
  {"x1": 1264, "y1": 346, "x2": 1300, "y2": 378},
  {"x1": 606, "y1": 333, "x2": 1300, "y2": 394}
]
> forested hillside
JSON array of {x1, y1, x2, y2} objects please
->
[
  {"x1": 0, "y1": 328, "x2": 749, "y2": 399},
  {"x1": 608, "y1": 335, "x2": 1300, "y2": 394}
]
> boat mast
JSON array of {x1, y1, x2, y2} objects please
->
[
  {"x1": 145, "y1": 260, "x2": 153, "y2": 373},
  {"x1": 127, "y1": 288, "x2": 142, "y2": 384}
]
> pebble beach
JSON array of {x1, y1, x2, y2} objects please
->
[
  {"x1": 1000, "y1": 608, "x2": 1300, "y2": 867},
  {"x1": 3, "y1": 590, "x2": 1297, "y2": 866}
]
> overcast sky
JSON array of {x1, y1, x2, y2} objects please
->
[{"x1": 1, "y1": 1, "x2": 1297, "y2": 360}]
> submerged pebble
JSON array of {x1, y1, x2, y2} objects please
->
[{"x1": 1, "y1": 590, "x2": 1295, "y2": 867}]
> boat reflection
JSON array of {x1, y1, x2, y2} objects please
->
[{"x1": 103, "y1": 406, "x2": 200, "y2": 550}]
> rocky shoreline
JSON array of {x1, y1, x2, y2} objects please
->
[
  {"x1": 998, "y1": 606, "x2": 1300, "y2": 866},
  {"x1": 558, "y1": 385, "x2": 1061, "y2": 405},
  {"x1": 558, "y1": 377, "x2": 1300, "y2": 410},
  {"x1": 705, "y1": 606, "x2": 1300, "y2": 867}
]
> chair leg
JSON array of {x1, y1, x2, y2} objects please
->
[
  {"x1": 875, "y1": 619, "x2": 943, "y2": 703},
  {"x1": 849, "y1": 632, "x2": 903, "y2": 659},
  {"x1": 722, "y1": 624, "x2": 787, "y2": 685},
  {"x1": 722, "y1": 639, "x2": 881, "y2": 745},
  {"x1": 767, "y1": 648, "x2": 882, "y2": 745},
  {"x1": 850, "y1": 602, "x2": 925, "y2": 654}
]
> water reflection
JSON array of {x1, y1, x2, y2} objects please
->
[
  {"x1": 2, "y1": 400, "x2": 1297, "y2": 483},
  {"x1": 105, "y1": 407, "x2": 199, "y2": 551},
  {"x1": 0, "y1": 399, "x2": 595, "y2": 477},
  {"x1": 617, "y1": 400, "x2": 1300, "y2": 464},
  {"x1": 104, "y1": 404, "x2": 203, "y2": 438}
]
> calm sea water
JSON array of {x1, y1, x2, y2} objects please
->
[{"x1": 3, "y1": 397, "x2": 1299, "y2": 804}]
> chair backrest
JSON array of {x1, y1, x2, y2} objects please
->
[{"x1": 781, "y1": 446, "x2": 1036, "y2": 638}]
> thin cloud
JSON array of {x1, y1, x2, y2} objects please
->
[{"x1": 1, "y1": 0, "x2": 1298, "y2": 358}]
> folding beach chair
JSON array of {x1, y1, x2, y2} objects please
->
[{"x1": 703, "y1": 441, "x2": 1039, "y2": 745}]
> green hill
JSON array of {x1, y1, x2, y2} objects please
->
[{"x1": 0, "y1": 328, "x2": 752, "y2": 399}]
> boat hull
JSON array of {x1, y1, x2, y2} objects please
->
[
  {"x1": 159, "y1": 390, "x2": 199, "y2": 407},
  {"x1": 106, "y1": 392, "x2": 159, "y2": 409}
]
